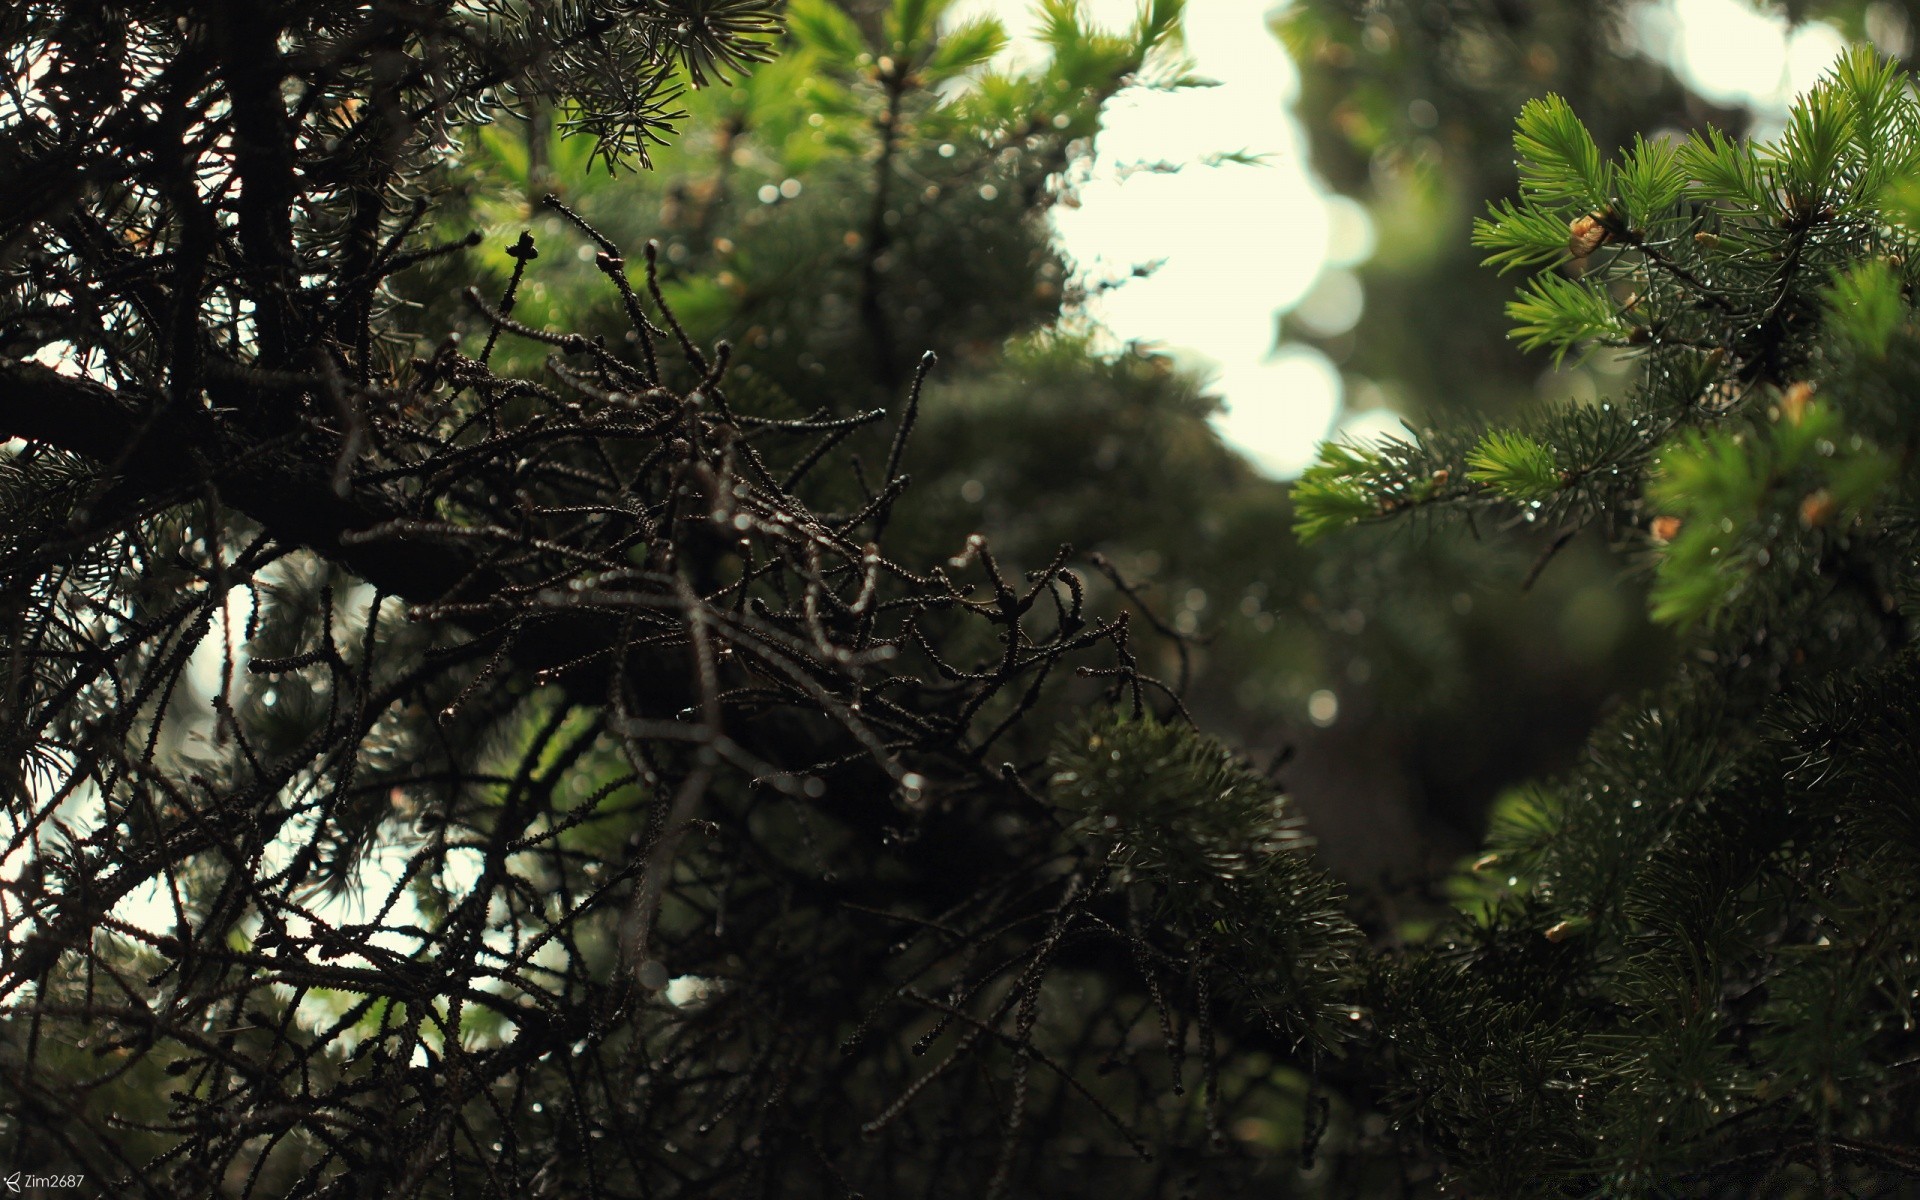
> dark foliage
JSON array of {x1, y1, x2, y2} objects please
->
[{"x1": 0, "y1": 4, "x2": 1358, "y2": 1196}]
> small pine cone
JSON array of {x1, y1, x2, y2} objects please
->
[
  {"x1": 1799, "y1": 489, "x2": 1836, "y2": 529},
  {"x1": 1778, "y1": 380, "x2": 1815, "y2": 425},
  {"x1": 1567, "y1": 213, "x2": 1611, "y2": 259},
  {"x1": 1701, "y1": 379, "x2": 1744, "y2": 413}
]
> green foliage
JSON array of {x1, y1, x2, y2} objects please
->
[
  {"x1": 923, "y1": 16, "x2": 1009, "y2": 80},
  {"x1": 1773, "y1": 74, "x2": 1856, "y2": 202},
  {"x1": 1676, "y1": 125, "x2": 1766, "y2": 207},
  {"x1": 1294, "y1": 42, "x2": 1920, "y2": 1195},
  {"x1": 1291, "y1": 442, "x2": 1388, "y2": 542},
  {"x1": 1643, "y1": 428, "x2": 1767, "y2": 624},
  {"x1": 1300, "y1": 46, "x2": 1920, "y2": 566},
  {"x1": 25, "y1": 0, "x2": 1920, "y2": 1194},
  {"x1": 1364, "y1": 645, "x2": 1920, "y2": 1195},
  {"x1": 1050, "y1": 714, "x2": 1360, "y2": 1039},
  {"x1": 1614, "y1": 133, "x2": 1686, "y2": 228},
  {"x1": 1825, "y1": 257, "x2": 1907, "y2": 357},
  {"x1": 1470, "y1": 199, "x2": 1574, "y2": 275},
  {"x1": 435, "y1": 0, "x2": 1198, "y2": 401},
  {"x1": 1511, "y1": 94, "x2": 1611, "y2": 210},
  {"x1": 1465, "y1": 430, "x2": 1560, "y2": 502},
  {"x1": 1645, "y1": 396, "x2": 1896, "y2": 625},
  {"x1": 1457, "y1": 46, "x2": 1915, "y2": 369},
  {"x1": 884, "y1": 0, "x2": 946, "y2": 59},
  {"x1": 787, "y1": 0, "x2": 868, "y2": 64},
  {"x1": 1502, "y1": 271, "x2": 1624, "y2": 364},
  {"x1": 7, "y1": 4, "x2": 1389, "y2": 1195}
]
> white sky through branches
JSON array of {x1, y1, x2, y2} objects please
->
[
  {"x1": 950, "y1": 0, "x2": 1347, "y2": 477},
  {"x1": 949, "y1": 0, "x2": 1858, "y2": 478}
]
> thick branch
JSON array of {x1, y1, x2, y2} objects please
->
[{"x1": 0, "y1": 359, "x2": 642, "y2": 696}]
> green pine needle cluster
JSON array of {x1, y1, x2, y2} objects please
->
[
  {"x1": 1292, "y1": 43, "x2": 1920, "y2": 1194},
  {"x1": 1292, "y1": 441, "x2": 1391, "y2": 542},
  {"x1": 1645, "y1": 394, "x2": 1895, "y2": 624},
  {"x1": 1825, "y1": 257, "x2": 1906, "y2": 358},
  {"x1": 1465, "y1": 430, "x2": 1561, "y2": 502},
  {"x1": 1298, "y1": 46, "x2": 1920, "y2": 615},
  {"x1": 1374, "y1": 655, "x2": 1920, "y2": 1194},
  {"x1": 1511, "y1": 93, "x2": 1610, "y2": 210},
  {"x1": 1049, "y1": 715, "x2": 1361, "y2": 1041}
]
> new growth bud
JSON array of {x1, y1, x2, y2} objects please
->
[{"x1": 1567, "y1": 213, "x2": 1612, "y2": 260}]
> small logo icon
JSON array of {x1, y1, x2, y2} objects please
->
[{"x1": 3, "y1": 1171, "x2": 20, "y2": 1194}]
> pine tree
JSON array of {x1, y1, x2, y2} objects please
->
[
  {"x1": 0, "y1": 3, "x2": 1370, "y2": 1195},
  {"x1": 1299, "y1": 46, "x2": 1920, "y2": 1195},
  {"x1": 16, "y1": 0, "x2": 1918, "y2": 1194}
]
